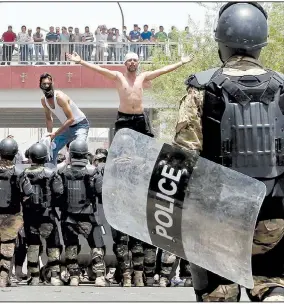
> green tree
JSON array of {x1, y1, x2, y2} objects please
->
[
  {"x1": 143, "y1": 3, "x2": 222, "y2": 141},
  {"x1": 143, "y1": 2, "x2": 284, "y2": 142},
  {"x1": 261, "y1": 2, "x2": 284, "y2": 71}
]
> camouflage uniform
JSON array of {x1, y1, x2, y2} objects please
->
[
  {"x1": 174, "y1": 56, "x2": 284, "y2": 301},
  {"x1": 112, "y1": 113, "x2": 157, "y2": 287},
  {"x1": 23, "y1": 164, "x2": 64, "y2": 286},
  {"x1": 111, "y1": 229, "x2": 157, "y2": 287},
  {"x1": 0, "y1": 160, "x2": 33, "y2": 287},
  {"x1": 59, "y1": 160, "x2": 106, "y2": 287},
  {"x1": 155, "y1": 249, "x2": 177, "y2": 287}
]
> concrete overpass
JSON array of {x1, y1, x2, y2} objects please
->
[{"x1": 0, "y1": 88, "x2": 156, "y2": 128}]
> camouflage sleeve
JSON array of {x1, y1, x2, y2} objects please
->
[
  {"x1": 19, "y1": 173, "x2": 33, "y2": 197},
  {"x1": 173, "y1": 87, "x2": 204, "y2": 152},
  {"x1": 51, "y1": 173, "x2": 64, "y2": 197}
]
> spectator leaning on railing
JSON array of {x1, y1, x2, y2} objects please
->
[
  {"x1": 140, "y1": 24, "x2": 152, "y2": 61},
  {"x1": 1, "y1": 26, "x2": 16, "y2": 65},
  {"x1": 59, "y1": 26, "x2": 69, "y2": 63},
  {"x1": 46, "y1": 26, "x2": 58, "y2": 64},
  {"x1": 33, "y1": 27, "x2": 44, "y2": 62},
  {"x1": 27, "y1": 29, "x2": 34, "y2": 63},
  {"x1": 73, "y1": 27, "x2": 82, "y2": 58},
  {"x1": 17, "y1": 25, "x2": 29, "y2": 63},
  {"x1": 129, "y1": 24, "x2": 140, "y2": 55},
  {"x1": 82, "y1": 26, "x2": 94, "y2": 62},
  {"x1": 0, "y1": 24, "x2": 192, "y2": 64}
]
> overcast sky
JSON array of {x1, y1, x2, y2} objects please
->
[{"x1": 0, "y1": 1, "x2": 209, "y2": 34}]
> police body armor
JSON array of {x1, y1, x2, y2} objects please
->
[
  {"x1": 0, "y1": 166, "x2": 23, "y2": 209},
  {"x1": 186, "y1": 66, "x2": 284, "y2": 197},
  {"x1": 24, "y1": 166, "x2": 54, "y2": 209},
  {"x1": 60, "y1": 164, "x2": 96, "y2": 214},
  {"x1": 95, "y1": 163, "x2": 105, "y2": 195}
]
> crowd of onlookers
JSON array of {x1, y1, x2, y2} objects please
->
[{"x1": 0, "y1": 24, "x2": 191, "y2": 64}]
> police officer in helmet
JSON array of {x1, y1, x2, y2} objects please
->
[
  {"x1": 174, "y1": 2, "x2": 284, "y2": 302},
  {"x1": 24, "y1": 142, "x2": 64, "y2": 286},
  {"x1": 0, "y1": 137, "x2": 33, "y2": 287},
  {"x1": 58, "y1": 139, "x2": 106, "y2": 287}
]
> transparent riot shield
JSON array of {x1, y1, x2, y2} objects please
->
[{"x1": 102, "y1": 128, "x2": 266, "y2": 289}]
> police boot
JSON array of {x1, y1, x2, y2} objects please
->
[
  {"x1": 263, "y1": 287, "x2": 284, "y2": 301},
  {"x1": 122, "y1": 271, "x2": 132, "y2": 287},
  {"x1": 47, "y1": 248, "x2": 63, "y2": 286},
  {"x1": 0, "y1": 270, "x2": 9, "y2": 287},
  {"x1": 145, "y1": 276, "x2": 155, "y2": 287},
  {"x1": 65, "y1": 246, "x2": 79, "y2": 286},
  {"x1": 28, "y1": 277, "x2": 40, "y2": 286},
  {"x1": 0, "y1": 240, "x2": 16, "y2": 287},
  {"x1": 184, "y1": 277, "x2": 193, "y2": 287},
  {"x1": 27, "y1": 245, "x2": 40, "y2": 286},
  {"x1": 159, "y1": 276, "x2": 169, "y2": 287},
  {"x1": 134, "y1": 271, "x2": 144, "y2": 287},
  {"x1": 70, "y1": 276, "x2": 80, "y2": 286},
  {"x1": 91, "y1": 248, "x2": 107, "y2": 287},
  {"x1": 159, "y1": 251, "x2": 176, "y2": 287},
  {"x1": 263, "y1": 295, "x2": 284, "y2": 301}
]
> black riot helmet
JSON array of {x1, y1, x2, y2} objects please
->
[
  {"x1": 0, "y1": 138, "x2": 18, "y2": 160},
  {"x1": 95, "y1": 148, "x2": 108, "y2": 158},
  {"x1": 69, "y1": 139, "x2": 88, "y2": 159},
  {"x1": 29, "y1": 143, "x2": 48, "y2": 164},
  {"x1": 214, "y1": 2, "x2": 268, "y2": 62}
]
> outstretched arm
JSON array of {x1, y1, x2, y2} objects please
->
[
  {"x1": 143, "y1": 54, "x2": 194, "y2": 81},
  {"x1": 66, "y1": 52, "x2": 119, "y2": 81}
]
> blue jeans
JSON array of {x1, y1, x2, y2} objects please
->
[{"x1": 50, "y1": 118, "x2": 89, "y2": 165}]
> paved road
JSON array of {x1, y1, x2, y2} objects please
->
[{"x1": 0, "y1": 285, "x2": 250, "y2": 302}]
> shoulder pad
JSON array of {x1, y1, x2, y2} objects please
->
[
  {"x1": 44, "y1": 167, "x2": 56, "y2": 177},
  {"x1": 14, "y1": 165, "x2": 24, "y2": 176},
  {"x1": 86, "y1": 164, "x2": 97, "y2": 176},
  {"x1": 185, "y1": 67, "x2": 220, "y2": 89},
  {"x1": 57, "y1": 163, "x2": 68, "y2": 174}
]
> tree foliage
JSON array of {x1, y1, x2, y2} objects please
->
[{"x1": 142, "y1": 2, "x2": 284, "y2": 142}]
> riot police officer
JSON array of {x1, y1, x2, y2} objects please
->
[
  {"x1": 109, "y1": 135, "x2": 157, "y2": 287},
  {"x1": 174, "y1": 2, "x2": 284, "y2": 301},
  {"x1": 94, "y1": 151, "x2": 107, "y2": 204},
  {"x1": 0, "y1": 137, "x2": 33, "y2": 287},
  {"x1": 58, "y1": 139, "x2": 106, "y2": 287},
  {"x1": 24, "y1": 142, "x2": 64, "y2": 286}
]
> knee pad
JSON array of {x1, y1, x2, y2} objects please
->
[
  {"x1": 39, "y1": 223, "x2": 53, "y2": 239},
  {"x1": 131, "y1": 243, "x2": 144, "y2": 255},
  {"x1": 144, "y1": 248, "x2": 156, "y2": 263},
  {"x1": 65, "y1": 246, "x2": 78, "y2": 261},
  {"x1": 161, "y1": 251, "x2": 176, "y2": 265},
  {"x1": 91, "y1": 248, "x2": 105, "y2": 264}
]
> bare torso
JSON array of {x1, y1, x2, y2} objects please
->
[{"x1": 116, "y1": 73, "x2": 146, "y2": 114}]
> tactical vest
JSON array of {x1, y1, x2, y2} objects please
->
[
  {"x1": 95, "y1": 163, "x2": 105, "y2": 194},
  {"x1": 61, "y1": 165, "x2": 96, "y2": 213},
  {"x1": 186, "y1": 66, "x2": 284, "y2": 187},
  {"x1": 0, "y1": 167, "x2": 21, "y2": 209},
  {"x1": 24, "y1": 166, "x2": 54, "y2": 209}
]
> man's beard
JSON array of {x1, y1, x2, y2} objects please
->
[
  {"x1": 127, "y1": 66, "x2": 137, "y2": 72},
  {"x1": 41, "y1": 84, "x2": 54, "y2": 98}
]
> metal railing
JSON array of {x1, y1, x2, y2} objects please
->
[{"x1": 0, "y1": 41, "x2": 184, "y2": 65}]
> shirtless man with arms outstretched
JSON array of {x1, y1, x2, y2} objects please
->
[{"x1": 66, "y1": 51, "x2": 194, "y2": 137}]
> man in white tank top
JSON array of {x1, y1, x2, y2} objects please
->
[{"x1": 39, "y1": 73, "x2": 89, "y2": 165}]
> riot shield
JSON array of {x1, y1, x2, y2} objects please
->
[{"x1": 102, "y1": 128, "x2": 266, "y2": 289}]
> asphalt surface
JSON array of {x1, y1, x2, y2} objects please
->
[{"x1": 0, "y1": 285, "x2": 250, "y2": 302}]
